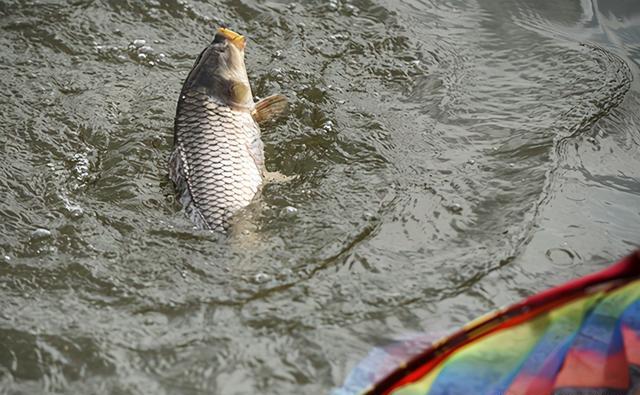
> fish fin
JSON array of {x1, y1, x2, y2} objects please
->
[
  {"x1": 252, "y1": 94, "x2": 288, "y2": 125},
  {"x1": 245, "y1": 139, "x2": 265, "y2": 170},
  {"x1": 243, "y1": 141, "x2": 293, "y2": 183}
]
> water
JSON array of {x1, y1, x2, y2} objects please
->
[{"x1": 1, "y1": 0, "x2": 639, "y2": 393}]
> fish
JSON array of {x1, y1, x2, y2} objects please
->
[{"x1": 169, "y1": 27, "x2": 287, "y2": 232}]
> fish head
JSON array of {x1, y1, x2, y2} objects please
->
[{"x1": 183, "y1": 27, "x2": 254, "y2": 110}]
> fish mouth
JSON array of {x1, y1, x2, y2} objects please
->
[{"x1": 217, "y1": 27, "x2": 246, "y2": 50}]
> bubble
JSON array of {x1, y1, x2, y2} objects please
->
[
  {"x1": 323, "y1": 120, "x2": 334, "y2": 132},
  {"x1": 31, "y1": 228, "x2": 52, "y2": 240},
  {"x1": 254, "y1": 272, "x2": 271, "y2": 283},
  {"x1": 586, "y1": 137, "x2": 601, "y2": 151},
  {"x1": 283, "y1": 206, "x2": 298, "y2": 215},
  {"x1": 138, "y1": 53, "x2": 147, "y2": 60},
  {"x1": 445, "y1": 203, "x2": 463, "y2": 214},
  {"x1": 72, "y1": 153, "x2": 89, "y2": 181},
  {"x1": 362, "y1": 212, "x2": 378, "y2": 221},
  {"x1": 545, "y1": 248, "x2": 577, "y2": 267},
  {"x1": 133, "y1": 39, "x2": 146, "y2": 48},
  {"x1": 62, "y1": 196, "x2": 84, "y2": 218},
  {"x1": 138, "y1": 45, "x2": 154, "y2": 54}
]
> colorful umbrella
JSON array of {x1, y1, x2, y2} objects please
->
[{"x1": 336, "y1": 252, "x2": 640, "y2": 395}]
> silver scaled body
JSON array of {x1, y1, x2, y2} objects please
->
[{"x1": 170, "y1": 89, "x2": 263, "y2": 232}]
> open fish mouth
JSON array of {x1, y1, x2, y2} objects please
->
[{"x1": 217, "y1": 27, "x2": 246, "y2": 49}]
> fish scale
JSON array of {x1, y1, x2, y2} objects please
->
[{"x1": 170, "y1": 89, "x2": 263, "y2": 232}]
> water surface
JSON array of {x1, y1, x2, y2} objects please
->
[{"x1": 0, "y1": 0, "x2": 639, "y2": 393}]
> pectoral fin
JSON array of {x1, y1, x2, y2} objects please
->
[{"x1": 251, "y1": 94, "x2": 288, "y2": 126}]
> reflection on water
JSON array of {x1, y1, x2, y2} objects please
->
[{"x1": 0, "y1": 0, "x2": 639, "y2": 393}]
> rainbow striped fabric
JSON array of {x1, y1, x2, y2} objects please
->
[{"x1": 336, "y1": 252, "x2": 640, "y2": 395}]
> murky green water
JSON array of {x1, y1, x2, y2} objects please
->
[{"x1": 1, "y1": 0, "x2": 639, "y2": 393}]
